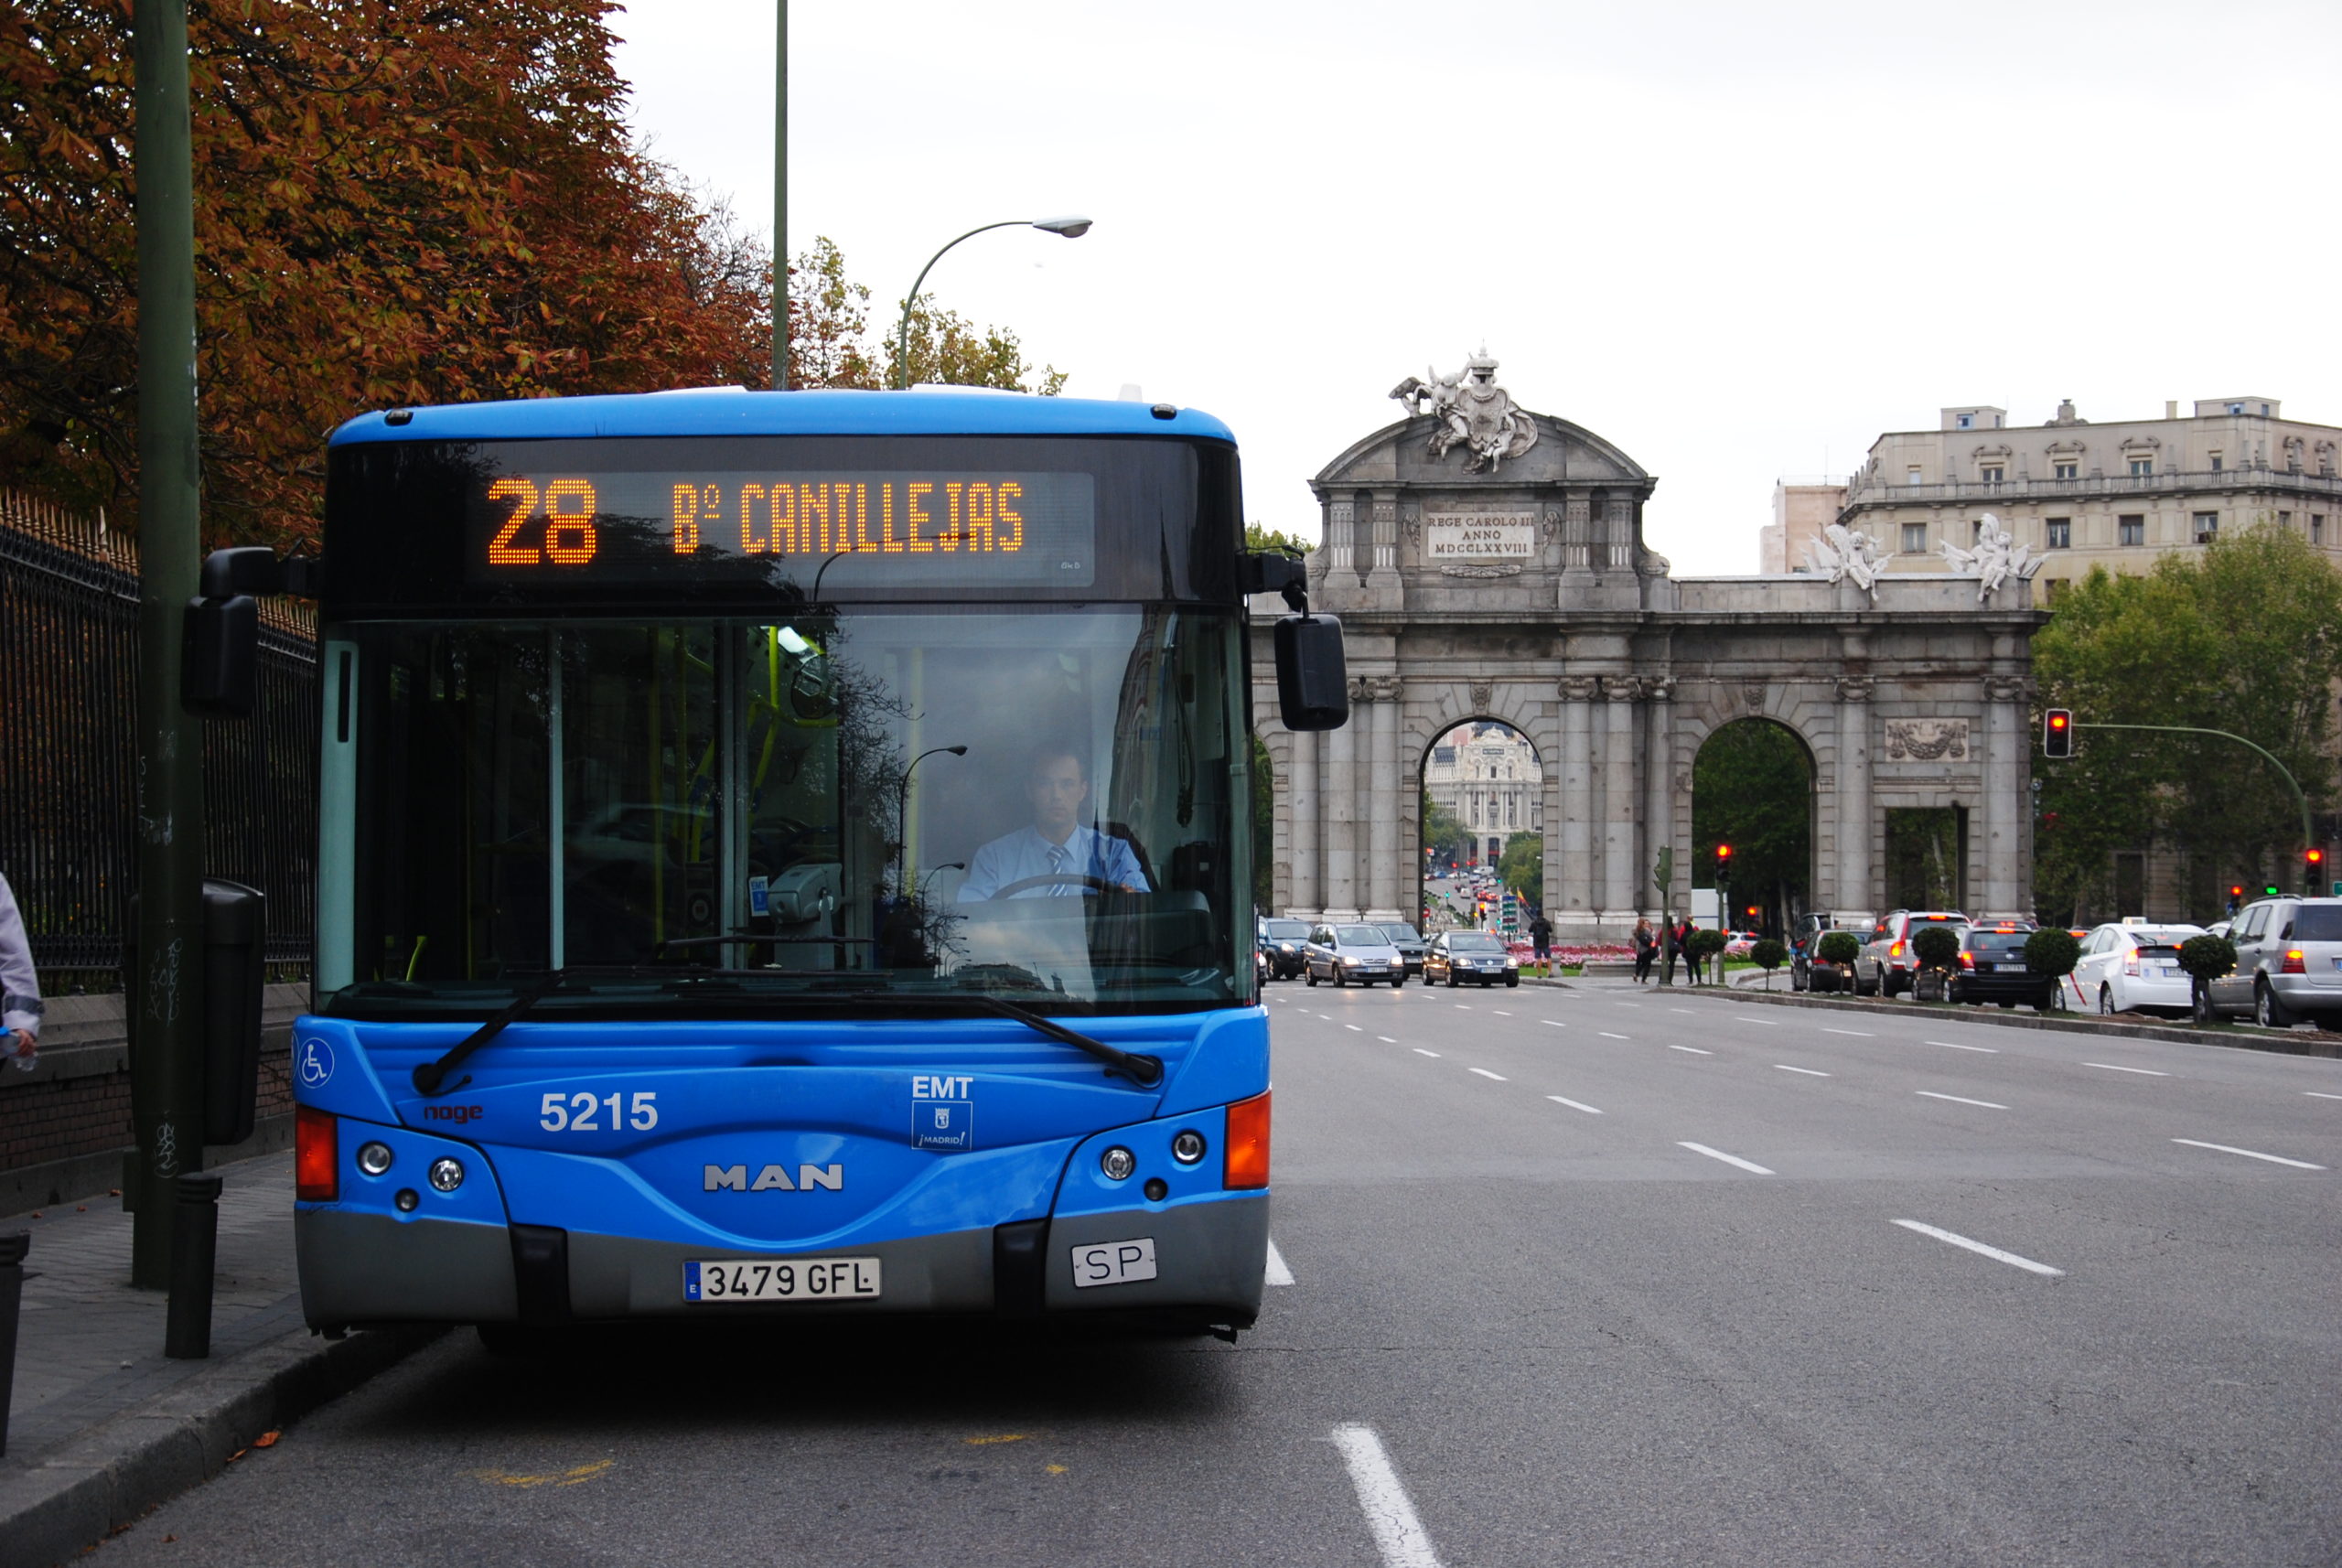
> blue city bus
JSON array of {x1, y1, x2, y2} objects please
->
[{"x1": 274, "y1": 387, "x2": 1343, "y2": 1344}]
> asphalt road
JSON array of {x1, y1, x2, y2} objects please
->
[{"x1": 92, "y1": 980, "x2": 2342, "y2": 1566}]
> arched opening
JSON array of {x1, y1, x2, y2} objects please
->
[
  {"x1": 1690, "y1": 718, "x2": 1815, "y2": 938},
  {"x1": 1419, "y1": 720, "x2": 1543, "y2": 939}
]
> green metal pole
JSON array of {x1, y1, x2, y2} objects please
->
[
  {"x1": 770, "y1": 0, "x2": 787, "y2": 390},
  {"x1": 129, "y1": 0, "x2": 207, "y2": 1291},
  {"x1": 2071, "y1": 723, "x2": 2315, "y2": 892}
]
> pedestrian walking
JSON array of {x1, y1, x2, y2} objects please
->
[
  {"x1": 1, "y1": 872, "x2": 41, "y2": 1072},
  {"x1": 1529, "y1": 911, "x2": 1552, "y2": 968},
  {"x1": 1671, "y1": 916, "x2": 1698, "y2": 986},
  {"x1": 1631, "y1": 918, "x2": 1655, "y2": 983}
]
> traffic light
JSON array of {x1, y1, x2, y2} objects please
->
[
  {"x1": 2264, "y1": 884, "x2": 2281, "y2": 897},
  {"x1": 2310, "y1": 848, "x2": 2326, "y2": 871},
  {"x1": 2229, "y1": 884, "x2": 2244, "y2": 915},
  {"x1": 2043, "y1": 709, "x2": 2073, "y2": 757},
  {"x1": 1715, "y1": 843, "x2": 1733, "y2": 868}
]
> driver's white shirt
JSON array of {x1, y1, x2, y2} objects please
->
[{"x1": 957, "y1": 824, "x2": 1148, "y2": 901}]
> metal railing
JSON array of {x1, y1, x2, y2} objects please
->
[
  {"x1": 0, "y1": 494, "x2": 317, "y2": 987},
  {"x1": 1845, "y1": 467, "x2": 2342, "y2": 512}
]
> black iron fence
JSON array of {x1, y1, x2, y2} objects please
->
[{"x1": 0, "y1": 493, "x2": 317, "y2": 989}]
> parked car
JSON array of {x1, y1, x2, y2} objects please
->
[
  {"x1": 1789, "y1": 911, "x2": 1860, "y2": 993},
  {"x1": 1257, "y1": 917, "x2": 1312, "y2": 981},
  {"x1": 1944, "y1": 921, "x2": 2057, "y2": 1009},
  {"x1": 1376, "y1": 921, "x2": 1429, "y2": 976},
  {"x1": 1722, "y1": 929, "x2": 1759, "y2": 959},
  {"x1": 2204, "y1": 897, "x2": 2342, "y2": 1028},
  {"x1": 1854, "y1": 909, "x2": 1970, "y2": 997},
  {"x1": 1424, "y1": 929, "x2": 1520, "y2": 987},
  {"x1": 2070, "y1": 920, "x2": 2206, "y2": 1016},
  {"x1": 1303, "y1": 922, "x2": 1408, "y2": 987}
]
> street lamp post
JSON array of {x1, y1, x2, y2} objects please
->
[
  {"x1": 894, "y1": 217, "x2": 1091, "y2": 390},
  {"x1": 897, "y1": 746, "x2": 967, "y2": 893}
]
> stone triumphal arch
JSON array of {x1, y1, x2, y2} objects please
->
[{"x1": 1249, "y1": 354, "x2": 2047, "y2": 940}]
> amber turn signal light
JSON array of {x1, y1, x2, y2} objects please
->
[
  {"x1": 295, "y1": 1104, "x2": 338, "y2": 1202},
  {"x1": 1223, "y1": 1090, "x2": 1271, "y2": 1190}
]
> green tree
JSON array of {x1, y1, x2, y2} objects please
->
[
  {"x1": 1692, "y1": 719, "x2": 1812, "y2": 929},
  {"x1": 1499, "y1": 831, "x2": 1542, "y2": 908},
  {"x1": 1421, "y1": 790, "x2": 1467, "y2": 868},
  {"x1": 1246, "y1": 522, "x2": 1312, "y2": 553},
  {"x1": 789, "y1": 235, "x2": 1062, "y2": 395},
  {"x1": 2033, "y1": 525, "x2": 2341, "y2": 922},
  {"x1": 1252, "y1": 732, "x2": 1274, "y2": 908}
]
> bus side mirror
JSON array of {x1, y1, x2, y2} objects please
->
[
  {"x1": 183, "y1": 593, "x2": 260, "y2": 718},
  {"x1": 1274, "y1": 613, "x2": 1348, "y2": 731}
]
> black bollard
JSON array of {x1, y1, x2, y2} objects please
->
[
  {"x1": 0, "y1": 1230, "x2": 27, "y2": 1455},
  {"x1": 165, "y1": 1172, "x2": 225, "y2": 1359}
]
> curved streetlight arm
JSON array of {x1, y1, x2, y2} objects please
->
[
  {"x1": 896, "y1": 221, "x2": 1027, "y2": 390},
  {"x1": 2073, "y1": 722, "x2": 2315, "y2": 886}
]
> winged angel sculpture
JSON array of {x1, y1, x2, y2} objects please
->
[
  {"x1": 1390, "y1": 349, "x2": 1539, "y2": 473},
  {"x1": 1803, "y1": 521, "x2": 1889, "y2": 600},
  {"x1": 1940, "y1": 513, "x2": 2042, "y2": 603}
]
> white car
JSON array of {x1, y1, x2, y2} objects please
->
[{"x1": 2071, "y1": 921, "x2": 2205, "y2": 1016}]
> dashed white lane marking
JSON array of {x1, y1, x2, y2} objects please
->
[
  {"x1": 1822, "y1": 1027, "x2": 1875, "y2": 1037},
  {"x1": 1330, "y1": 1424, "x2": 1445, "y2": 1568},
  {"x1": 1468, "y1": 1068, "x2": 1508, "y2": 1081},
  {"x1": 2306, "y1": 1091, "x2": 2342, "y2": 1101},
  {"x1": 1413, "y1": 1048, "x2": 1442, "y2": 1058},
  {"x1": 1925, "y1": 1040, "x2": 1998, "y2": 1053},
  {"x1": 1378, "y1": 1036, "x2": 1398, "y2": 1044},
  {"x1": 1346, "y1": 1025, "x2": 1364, "y2": 1032},
  {"x1": 1541, "y1": 1019, "x2": 1566, "y2": 1029},
  {"x1": 1775, "y1": 1064, "x2": 1832, "y2": 1077},
  {"x1": 1893, "y1": 1219, "x2": 2062, "y2": 1276},
  {"x1": 1264, "y1": 1240, "x2": 1296, "y2": 1287},
  {"x1": 1671, "y1": 1008, "x2": 1699, "y2": 1015},
  {"x1": 1732, "y1": 1015, "x2": 1779, "y2": 1026},
  {"x1": 2085, "y1": 1062, "x2": 2169, "y2": 1076},
  {"x1": 1455, "y1": 1004, "x2": 1473, "y2": 1011},
  {"x1": 2172, "y1": 1139, "x2": 2326, "y2": 1170},
  {"x1": 1615, "y1": 1002, "x2": 1642, "y2": 1009},
  {"x1": 1669, "y1": 1045, "x2": 1713, "y2": 1055},
  {"x1": 1599, "y1": 1032, "x2": 1629, "y2": 1040},
  {"x1": 1547, "y1": 1094, "x2": 1604, "y2": 1115},
  {"x1": 1679, "y1": 1142, "x2": 1774, "y2": 1175},
  {"x1": 1492, "y1": 1009, "x2": 1514, "y2": 1016},
  {"x1": 1917, "y1": 1090, "x2": 2008, "y2": 1109}
]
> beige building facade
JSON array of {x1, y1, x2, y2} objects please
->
[
  {"x1": 1761, "y1": 479, "x2": 1848, "y2": 574},
  {"x1": 1423, "y1": 723, "x2": 1542, "y2": 865},
  {"x1": 1835, "y1": 397, "x2": 2342, "y2": 599}
]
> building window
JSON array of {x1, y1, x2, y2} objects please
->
[
  {"x1": 1901, "y1": 522, "x2": 1928, "y2": 553},
  {"x1": 1956, "y1": 413, "x2": 1973, "y2": 430},
  {"x1": 1979, "y1": 465, "x2": 2004, "y2": 484},
  {"x1": 2194, "y1": 511, "x2": 2218, "y2": 543},
  {"x1": 1907, "y1": 466, "x2": 1923, "y2": 486},
  {"x1": 2209, "y1": 453, "x2": 2223, "y2": 473},
  {"x1": 2228, "y1": 403, "x2": 2246, "y2": 415},
  {"x1": 2128, "y1": 457, "x2": 2154, "y2": 478},
  {"x1": 2053, "y1": 460, "x2": 2078, "y2": 480},
  {"x1": 2119, "y1": 514, "x2": 2145, "y2": 546},
  {"x1": 2278, "y1": 511, "x2": 2291, "y2": 529},
  {"x1": 2315, "y1": 515, "x2": 2326, "y2": 544},
  {"x1": 2042, "y1": 577, "x2": 2066, "y2": 605},
  {"x1": 2046, "y1": 518, "x2": 2071, "y2": 549}
]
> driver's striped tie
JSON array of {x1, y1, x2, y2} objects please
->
[{"x1": 1048, "y1": 843, "x2": 1069, "y2": 895}]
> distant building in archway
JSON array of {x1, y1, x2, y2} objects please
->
[{"x1": 1423, "y1": 724, "x2": 1541, "y2": 864}]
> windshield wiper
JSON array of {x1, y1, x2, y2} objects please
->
[
  {"x1": 410, "y1": 965, "x2": 712, "y2": 1096},
  {"x1": 793, "y1": 986, "x2": 1160, "y2": 1089}
]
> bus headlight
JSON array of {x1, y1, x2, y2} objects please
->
[
  {"x1": 1172, "y1": 1130, "x2": 1207, "y2": 1165},
  {"x1": 427, "y1": 1157, "x2": 466, "y2": 1193},
  {"x1": 1100, "y1": 1146, "x2": 1136, "y2": 1181},
  {"x1": 355, "y1": 1141, "x2": 394, "y2": 1176}
]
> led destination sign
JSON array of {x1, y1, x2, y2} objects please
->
[{"x1": 468, "y1": 467, "x2": 1097, "y2": 588}]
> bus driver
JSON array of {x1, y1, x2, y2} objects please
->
[{"x1": 958, "y1": 746, "x2": 1149, "y2": 900}]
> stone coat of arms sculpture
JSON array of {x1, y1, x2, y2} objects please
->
[{"x1": 1389, "y1": 349, "x2": 1539, "y2": 473}]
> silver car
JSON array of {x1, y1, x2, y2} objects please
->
[
  {"x1": 1304, "y1": 922, "x2": 1407, "y2": 988},
  {"x1": 2205, "y1": 897, "x2": 2342, "y2": 1028}
]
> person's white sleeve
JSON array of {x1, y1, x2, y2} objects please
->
[
  {"x1": 958, "y1": 841, "x2": 1002, "y2": 902},
  {"x1": 1112, "y1": 838, "x2": 1150, "y2": 892},
  {"x1": 0, "y1": 875, "x2": 41, "y2": 1039}
]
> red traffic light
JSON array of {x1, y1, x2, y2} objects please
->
[
  {"x1": 2043, "y1": 708, "x2": 2074, "y2": 757},
  {"x1": 2311, "y1": 849, "x2": 2327, "y2": 867},
  {"x1": 1715, "y1": 843, "x2": 1733, "y2": 864},
  {"x1": 2230, "y1": 885, "x2": 2245, "y2": 897}
]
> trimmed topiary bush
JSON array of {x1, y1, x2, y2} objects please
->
[
  {"x1": 2023, "y1": 928, "x2": 2081, "y2": 1011},
  {"x1": 1751, "y1": 938, "x2": 1787, "y2": 990},
  {"x1": 1816, "y1": 931, "x2": 1861, "y2": 967},
  {"x1": 1911, "y1": 925, "x2": 1961, "y2": 972},
  {"x1": 2176, "y1": 933, "x2": 2238, "y2": 1024}
]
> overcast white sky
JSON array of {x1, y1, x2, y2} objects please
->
[{"x1": 610, "y1": 0, "x2": 2341, "y2": 575}]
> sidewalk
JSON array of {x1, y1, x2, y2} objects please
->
[{"x1": 0, "y1": 1150, "x2": 437, "y2": 1566}]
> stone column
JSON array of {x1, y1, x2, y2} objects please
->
[
  {"x1": 1835, "y1": 674, "x2": 1875, "y2": 920},
  {"x1": 1599, "y1": 676, "x2": 1638, "y2": 923},
  {"x1": 1982, "y1": 672, "x2": 2028, "y2": 920},
  {"x1": 1642, "y1": 676, "x2": 1674, "y2": 915},
  {"x1": 1322, "y1": 678, "x2": 1360, "y2": 919},
  {"x1": 1557, "y1": 675, "x2": 1597, "y2": 926},
  {"x1": 1288, "y1": 724, "x2": 1319, "y2": 918},
  {"x1": 1366, "y1": 678, "x2": 1403, "y2": 920}
]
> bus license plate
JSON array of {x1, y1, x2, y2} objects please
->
[{"x1": 684, "y1": 1257, "x2": 881, "y2": 1303}]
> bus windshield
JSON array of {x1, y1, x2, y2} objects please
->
[{"x1": 319, "y1": 603, "x2": 1250, "y2": 1015}]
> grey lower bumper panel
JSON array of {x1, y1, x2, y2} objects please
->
[
  {"x1": 1047, "y1": 1196, "x2": 1268, "y2": 1321},
  {"x1": 298, "y1": 1209, "x2": 519, "y2": 1327}
]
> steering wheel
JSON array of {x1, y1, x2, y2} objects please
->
[{"x1": 988, "y1": 873, "x2": 1112, "y2": 900}]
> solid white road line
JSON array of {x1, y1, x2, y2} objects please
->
[
  {"x1": 2306, "y1": 1091, "x2": 2342, "y2": 1101},
  {"x1": 1680, "y1": 1142, "x2": 1775, "y2": 1175},
  {"x1": 1413, "y1": 1048, "x2": 1442, "y2": 1058},
  {"x1": 1822, "y1": 1027, "x2": 1875, "y2": 1037},
  {"x1": 1917, "y1": 1090, "x2": 2008, "y2": 1109},
  {"x1": 2085, "y1": 1062, "x2": 2169, "y2": 1076},
  {"x1": 1547, "y1": 1095, "x2": 1604, "y2": 1115},
  {"x1": 1669, "y1": 1045, "x2": 1713, "y2": 1055},
  {"x1": 1264, "y1": 1239, "x2": 1296, "y2": 1287},
  {"x1": 1330, "y1": 1424, "x2": 1445, "y2": 1568},
  {"x1": 2171, "y1": 1139, "x2": 2326, "y2": 1170},
  {"x1": 1924, "y1": 1040, "x2": 1999, "y2": 1053},
  {"x1": 1599, "y1": 1031, "x2": 1629, "y2": 1040},
  {"x1": 1893, "y1": 1219, "x2": 2062, "y2": 1276},
  {"x1": 1469, "y1": 1068, "x2": 1508, "y2": 1081}
]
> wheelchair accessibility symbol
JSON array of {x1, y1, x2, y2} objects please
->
[{"x1": 297, "y1": 1036, "x2": 335, "y2": 1088}]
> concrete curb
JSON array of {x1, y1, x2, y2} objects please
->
[
  {"x1": 0, "y1": 1322, "x2": 445, "y2": 1567},
  {"x1": 1671, "y1": 984, "x2": 2342, "y2": 1058}
]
